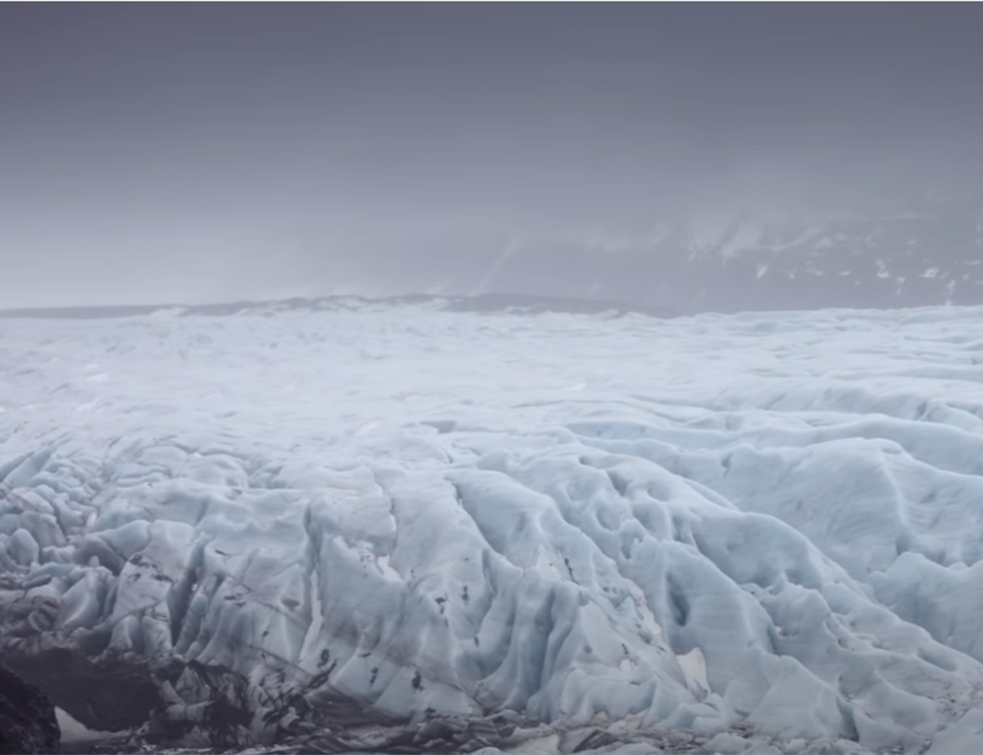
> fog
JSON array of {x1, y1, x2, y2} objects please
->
[{"x1": 2, "y1": 3, "x2": 982, "y2": 308}]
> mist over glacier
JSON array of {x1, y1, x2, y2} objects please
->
[
  {"x1": 4, "y1": 4, "x2": 983, "y2": 313},
  {"x1": 1, "y1": 302, "x2": 983, "y2": 753}
]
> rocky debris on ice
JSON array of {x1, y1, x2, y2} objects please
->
[{"x1": 65, "y1": 716, "x2": 922, "y2": 755}]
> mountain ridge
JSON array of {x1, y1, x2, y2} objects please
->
[{"x1": 463, "y1": 191, "x2": 983, "y2": 314}]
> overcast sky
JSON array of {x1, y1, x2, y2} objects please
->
[{"x1": 2, "y1": 3, "x2": 982, "y2": 307}]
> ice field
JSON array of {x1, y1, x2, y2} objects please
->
[{"x1": 2, "y1": 302, "x2": 983, "y2": 753}]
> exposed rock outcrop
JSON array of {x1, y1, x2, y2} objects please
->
[{"x1": 0, "y1": 661, "x2": 59, "y2": 754}]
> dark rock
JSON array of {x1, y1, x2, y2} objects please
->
[
  {"x1": 0, "y1": 661, "x2": 59, "y2": 754},
  {"x1": 413, "y1": 718, "x2": 459, "y2": 746},
  {"x1": 8, "y1": 647, "x2": 161, "y2": 734}
]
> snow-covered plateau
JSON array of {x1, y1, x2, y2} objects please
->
[{"x1": 2, "y1": 301, "x2": 983, "y2": 754}]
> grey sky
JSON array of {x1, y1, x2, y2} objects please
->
[{"x1": 2, "y1": 3, "x2": 982, "y2": 307}]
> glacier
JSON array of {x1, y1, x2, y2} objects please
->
[{"x1": 2, "y1": 302, "x2": 983, "y2": 752}]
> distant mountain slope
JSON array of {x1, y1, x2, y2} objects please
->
[
  {"x1": 4, "y1": 191, "x2": 981, "y2": 318},
  {"x1": 473, "y1": 191, "x2": 983, "y2": 314},
  {"x1": 0, "y1": 293, "x2": 679, "y2": 321}
]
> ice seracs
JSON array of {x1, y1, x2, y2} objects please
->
[{"x1": 1, "y1": 302, "x2": 983, "y2": 751}]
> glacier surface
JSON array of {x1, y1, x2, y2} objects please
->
[{"x1": 2, "y1": 303, "x2": 983, "y2": 751}]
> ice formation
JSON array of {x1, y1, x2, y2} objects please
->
[{"x1": 2, "y1": 302, "x2": 983, "y2": 752}]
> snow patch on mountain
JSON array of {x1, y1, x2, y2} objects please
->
[{"x1": 717, "y1": 222, "x2": 763, "y2": 260}]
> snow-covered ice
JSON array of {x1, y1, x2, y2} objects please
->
[{"x1": 2, "y1": 302, "x2": 983, "y2": 751}]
